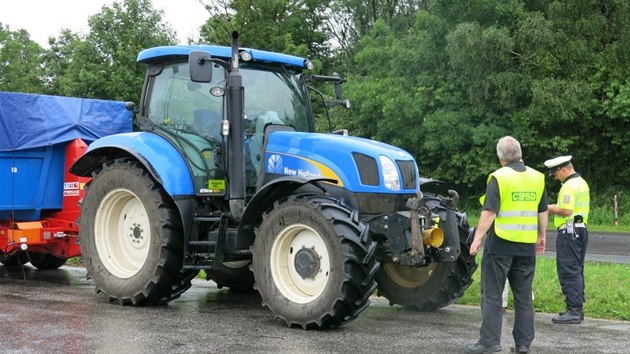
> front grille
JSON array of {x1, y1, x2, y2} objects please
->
[
  {"x1": 396, "y1": 160, "x2": 417, "y2": 190},
  {"x1": 352, "y1": 152, "x2": 379, "y2": 186},
  {"x1": 356, "y1": 193, "x2": 412, "y2": 214}
]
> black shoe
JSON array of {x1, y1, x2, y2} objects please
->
[
  {"x1": 464, "y1": 342, "x2": 502, "y2": 354},
  {"x1": 552, "y1": 309, "x2": 582, "y2": 324},
  {"x1": 559, "y1": 309, "x2": 584, "y2": 320},
  {"x1": 511, "y1": 345, "x2": 530, "y2": 353}
]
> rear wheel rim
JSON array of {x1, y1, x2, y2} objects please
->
[
  {"x1": 95, "y1": 188, "x2": 151, "y2": 278},
  {"x1": 383, "y1": 262, "x2": 437, "y2": 288},
  {"x1": 270, "y1": 224, "x2": 330, "y2": 304}
]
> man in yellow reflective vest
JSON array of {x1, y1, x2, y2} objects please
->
[
  {"x1": 465, "y1": 136, "x2": 548, "y2": 354},
  {"x1": 545, "y1": 155, "x2": 590, "y2": 324}
]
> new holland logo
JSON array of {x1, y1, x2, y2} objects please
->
[{"x1": 268, "y1": 154, "x2": 283, "y2": 173}]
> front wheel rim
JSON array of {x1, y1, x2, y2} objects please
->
[
  {"x1": 94, "y1": 188, "x2": 151, "y2": 278},
  {"x1": 270, "y1": 224, "x2": 330, "y2": 304}
]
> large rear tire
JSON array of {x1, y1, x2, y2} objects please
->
[
  {"x1": 252, "y1": 195, "x2": 379, "y2": 329},
  {"x1": 375, "y1": 220, "x2": 477, "y2": 310},
  {"x1": 28, "y1": 252, "x2": 67, "y2": 270},
  {"x1": 79, "y1": 159, "x2": 197, "y2": 305}
]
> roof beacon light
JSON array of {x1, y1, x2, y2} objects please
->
[{"x1": 240, "y1": 51, "x2": 252, "y2": 62}]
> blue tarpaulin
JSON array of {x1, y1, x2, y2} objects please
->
[{"x1": 0, "y1": 91, "x2": 133, "y2": 151}]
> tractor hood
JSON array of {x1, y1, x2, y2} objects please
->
[{"x1": 262, "y1": 131, "x2": 418, "y2": 193}]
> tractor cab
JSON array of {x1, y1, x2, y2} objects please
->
[{"x1": 137, "y1": 47, "x2": 313, "y2": 199}]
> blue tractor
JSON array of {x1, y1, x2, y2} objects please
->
[{"x1": 70, "y1": 33, "x2": 477, "y2": 329}]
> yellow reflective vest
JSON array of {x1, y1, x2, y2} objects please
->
[
  {"x1": 553, "y1": 175, "x2": 590, "y2": 228},
  {"x1": 480, "y1": 166, "x2": 545, "y2": 243}
]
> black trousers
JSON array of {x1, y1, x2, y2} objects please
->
[
  {"x1": 556, "y1": 227, "x2": 589, "y2": 309},
  {"x1": 479, "y1": 253, "x2": 536, "y2": 347}
]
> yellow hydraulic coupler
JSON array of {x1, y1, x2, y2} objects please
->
[{"x1": 422, "y1": 226, "x2": 444, "y2": 248}]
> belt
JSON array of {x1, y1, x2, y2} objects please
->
[{"x1": 558, "y1": 223, "x2": 586, "y2": 230}]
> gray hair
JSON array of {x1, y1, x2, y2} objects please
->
[{"x1": 496, "y1": 136, "x2": 522, "y2": 163}]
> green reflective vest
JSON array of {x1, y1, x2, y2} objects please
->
[
  {"x1": 480, "y1": 166, "x2": 545, "y2": 243},
  {"x1": 553, "y1": 175, "x2": 590, "y2": 228}
]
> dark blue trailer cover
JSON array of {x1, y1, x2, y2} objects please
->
[{"x1": 0, "y1": 91, "x2": 133, "y2": 151}]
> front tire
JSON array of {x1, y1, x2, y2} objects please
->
[
  {"x1": 375, "y1": 219, "x2": 477, "y2": 310},
  {"x1": 252, "y1": 195, "x2": 379, "y2": 329},
  {"x1": 79, "y1": 159, "x2": 197, "y2": 305}
]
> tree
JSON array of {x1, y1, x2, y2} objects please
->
[
  {"x1": 340, "y1": 0, "x2": 630, "y2": 201},
  {"x1": 55, "y1": 0, "x2": 176, "y2": 103},
  {"x1": 326, "y1": 0, "x2": 424, "y2": 58},
  {"x1": 41, "y1": 29, "x2": 82, "y2": 95},
  {"x1": 0, "y1": 23, "x2": 46, "y2": 93},
  {"x1": 199, "y1": 0, "x2": 330, "y2": 60}
]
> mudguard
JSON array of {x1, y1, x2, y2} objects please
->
[{"x1": 70, "y1": 132, "x2": 194, "y2": 196}]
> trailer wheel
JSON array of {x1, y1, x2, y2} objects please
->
[
  {"x1": 252, "y1": 195, "x2": 379, "y2": 329},
  {"x1": 28, "y1": 252, "x2": 67, "y2": 269},
  {"x1": 79, "y1": 159, "x2": 197, "y2": 305},
  {"x1": 375, "y1": 222, "x2": 477, "y2": 310},
  {"x1": 0, "y1": 252, "x2": 29, "y2": 267}
]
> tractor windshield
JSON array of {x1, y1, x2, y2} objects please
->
[{"x1": 241, "y1": 63, "x2": 312, "y2": 132}]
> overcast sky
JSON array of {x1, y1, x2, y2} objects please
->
[{"x1": 0, "y1": 0, "x2": 209, "y2": 46}]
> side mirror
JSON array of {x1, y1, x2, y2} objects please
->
[{"x1": 189, "y1": 51, "x2": 213, "y2": 83}]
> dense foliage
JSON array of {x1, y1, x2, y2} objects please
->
[
  {"x1": 337, "y1": 1, "x2": 630, "y2": 207},
  {"x1": 1, "y1": 0, "x2": 629, "y2": 219}
]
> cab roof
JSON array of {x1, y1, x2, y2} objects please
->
[{"x1": 137, "y1": 45, "x2": 308, "y2": 68}]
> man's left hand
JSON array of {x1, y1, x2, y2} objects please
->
[
  {"x1": 536, "y1": 237, "x2": 546, "y2": 255},
  {"x1": 470, "y1": 238, "x2": 483, "y2": 256}
]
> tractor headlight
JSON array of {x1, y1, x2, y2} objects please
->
[{"x1": 379, "y1": 156, "x2": 400, "y2": 191}]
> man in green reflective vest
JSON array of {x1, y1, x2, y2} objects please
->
[
  {"x1": 545, "y1": 155, "x2": 590, "y2": 324},
  {"x1": 465, "y1": 136, "x2": 548, "y2": 354}
]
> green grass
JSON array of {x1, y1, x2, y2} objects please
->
[
  {"x1": 456, "y1": 256, "x2": 630, "y2": 321},
  {"x1": 64, "y1": 257, "x2": 83, "y2": 267}
]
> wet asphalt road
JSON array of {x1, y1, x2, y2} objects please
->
[
  {"x1": 544, "y1": 230, "x2": 630, "y2": 263},
  {"x1": 1, "y1": 231, "x2": 628, "y2": 353}
]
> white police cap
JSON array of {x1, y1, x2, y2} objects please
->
[{"x1": 544, "y1": 155, "x2": 572, "y2": 175}]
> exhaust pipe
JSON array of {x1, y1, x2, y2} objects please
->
[{"x1": 227, "y1": 31, "x2": 245, "y2": 221}]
